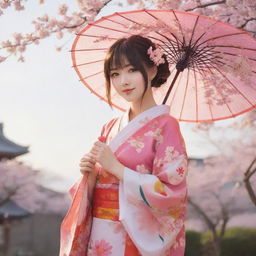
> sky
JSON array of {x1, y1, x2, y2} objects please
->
[{"x1": 0, "y1": 0, "x2": 246, "y2": 192}]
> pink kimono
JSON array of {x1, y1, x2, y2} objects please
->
[{"x1": 59, "y1": 104, "x2": 188, "y2": 256}]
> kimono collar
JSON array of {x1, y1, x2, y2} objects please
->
[
  {"x1": 109, "y1": 104, "x2": 170, "y2": 152},
  {"x1": 122, "y1": 104, "x2": 170, "y2": 127}
]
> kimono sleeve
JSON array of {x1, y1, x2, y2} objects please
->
[{"x1": 118, "y1": 116, "x2": 188, "y2": 256}]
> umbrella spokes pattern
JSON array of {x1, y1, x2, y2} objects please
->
[{"x1": 71, "y1": 9, "x2": 256, "y2": 122}]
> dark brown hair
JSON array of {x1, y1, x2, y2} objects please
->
[{"x1": 104, "y1": 35, "x2": 170, "y2": 108}]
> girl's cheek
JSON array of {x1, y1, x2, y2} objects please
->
[
  {"x1": 111, "y1": 81, "x2": 120, "y2": 93},
  {"x1": 112, "y1": 78, "x2": 120, "y2": 89}
]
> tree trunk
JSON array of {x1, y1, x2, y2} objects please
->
[
  {"x1": 244, "y1": 157, "x2": 256, "y2": 206},
  {"x1": 3, "y1": 218, "x2": 10, "y2": 256}
]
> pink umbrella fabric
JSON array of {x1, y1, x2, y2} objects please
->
[{"x1": 71, "y1": 9, "x2": 256, "y2": 122}]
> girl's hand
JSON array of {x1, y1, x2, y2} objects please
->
[
  {"x1": 90, "y1": 140, "x2": 124, "y2": 180},
  {"x1": 79, "y1": 152, "x2": 97, "y2": 176}
]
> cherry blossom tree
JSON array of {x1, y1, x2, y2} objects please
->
[
  {"x1": 0, "y1": 159, "x2": 70, "y2": 255},
  {"x1": 192, "y1": 114, "x2": 256, "y2": 207},
  {"x1": 186, "y1": 132, "x2": 256, "y2": 256},
  {"x1": 0, "y1": 0, "x2": 255, "y2": 63},
  {"x1": 0, "y1": 159, "x2": 44, "y2": 212},
  {"x1": 0, "y1": 160, "x2": 63, "y2": 255},
  {"x1": 0, "y1": 159, "x2": 69, "y2": 214}
]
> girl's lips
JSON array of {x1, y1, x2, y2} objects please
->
[{"x1": 123, "y1": 88, "x2": 134, "y2": 94}]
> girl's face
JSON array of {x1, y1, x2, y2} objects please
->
[{"x1": 109, "y1": 57, "x2": 152, "y2": 103}]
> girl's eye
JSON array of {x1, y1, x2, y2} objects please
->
[
  {"x1": 110, "y1": 72, "x2": 118, "y2": 78},
  {"x1": 129, "y1": 68, "x2": 137, "y2": 72}
]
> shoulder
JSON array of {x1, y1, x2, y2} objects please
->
[
  {"x1": 155, "y1": 114, "x2": 186, "y2": 153},
  {"x1": 157, "y1": 114, "x2": 181, "y2": 131}
]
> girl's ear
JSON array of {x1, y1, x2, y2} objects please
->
[{"x1": 148, "y1": 65, "x2": 158, "y2": 81}]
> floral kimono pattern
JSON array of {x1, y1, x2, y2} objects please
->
[{"x1": 59, "y1": 104, "x2": 188, "y2": 256}]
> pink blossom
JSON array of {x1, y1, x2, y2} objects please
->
[
  {"x1": 147, "y1": 46, "x2": 165, "y2": 66},
  {"x1": 127, "y1": 136, "x2": 145, "y2": 153},
  {"x1": 0, "y1": 1, "x2": 10, "y2": 9},
  {"x1": 89, "y1": 239, "x2": 113, "y2": 256},
  {"x1": 0, "y1": 56, "x2": 6, "y2": 62},
  {"x1": 181, "y1": 0, "x2": 198, "y2": 10},
  {"x1": 48, "y1": 18, "x2": 58, "y2": 27},
  {"x1": 58, "y1": 4, "x2": 68, "y2": 16},
  {"x1": 56, "y1": 30, "x2": 63, "y2": 39},
  {"x1": 153, "y1": 157, "x2": 164, "y2": 175},
  {"x1": 18, "y1": 56, "x2": 25, "y2": 62},
  {"x1": 38, "y1": 29, "x2": 50, "y2": 38},
  {"x1": 63, "y1": 15, "x2": 72, "y2": 23},
  {"x1": 243, "y1": 0, "x2": 255, "y2": 5},
  {"x1": 154, "y1": 0, "x2": 180, "y2": 9},
  {"x1": 136, "y1": 164, "x2": 150, "y2": 174},
  {"x1": 246, "y1": 21, "x2": 256, "y2": 31},
  {"x1": 127, "y1": 0, "x2": 138, "y2": 4},
  {"x1": 56, "y1": 46, "x2": 62, "y2": 51},
  {"x1": 144, "y1": 128, "x2": 163, "y2": 145},
  {"x1": 164, "y1": 146, "x2": 180, "y2": 161},
  {"x1": 37, "y1": 14, "x2": 49, "y2": 22},
  {"x1": 33, "y1": 39, "x2": 40, "y2": 45},
  {"x1": 14, "y1": 0, "x2": 24, "y2": 11},
  {"x1": 17, "y1": 44, "x2": 26, "y2": 52},
  {"x1": 76, "y1": 0, "x2": 105, "y2": 11},
  {"x1": 13, "y1": 32, "x2": 23, "y2": 44},
  {"x1": 1, "y1": 40, "x2": 12, "y2": 48}
]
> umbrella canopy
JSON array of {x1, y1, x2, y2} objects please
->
[{"x1": 71, "y1": 9, "x2": 256, "y2": 122}]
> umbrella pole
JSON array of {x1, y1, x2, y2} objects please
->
[{"x1": 162, "y1": 69, "x2": 181, "y2": 105}]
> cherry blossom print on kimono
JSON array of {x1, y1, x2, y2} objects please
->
[{"x1": 59, "y1": 104, "x2": 188, "y2": 256}]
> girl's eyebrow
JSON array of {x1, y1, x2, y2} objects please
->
[{"x1": 110, "y1": 63, "x2": 131, "y2": 71}]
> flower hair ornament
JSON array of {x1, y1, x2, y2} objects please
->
[{"x1": 147, "y1": 45, "x2": 165, "y2": 66}]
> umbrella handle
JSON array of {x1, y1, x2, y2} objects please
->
[{"x1": 162, "y1": 69, "x2": 181, "y2": 104}]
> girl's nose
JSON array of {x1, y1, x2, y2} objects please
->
[{"x1": 120, "y1": 73, "x2": 129, "y2": 85}]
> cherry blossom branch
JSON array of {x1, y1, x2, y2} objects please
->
[
  {"x1": 1, "y1": 0, "x2": 255, "y2": 63},
  {"x1": 0, "y1": 0, "x2": 26, "y2": 14},
  {"x1": 0, "y1": 8, "x2": 88, "y2": 61},
  {"x1": 239, "y1": 18, "x2": 256, "y2": 29},
  {"x1": 211, "y1": 192, "x2": 230, "y2": 238},
  {"x1": 0, "y1": 0, "x2": 113, "y2": 62},
  {"x1": 185, "y1": 0, "x2": 226, "y2": 12},
  {"x1": 244, "y1": 157, "x2": 256, "y2": 206},
  {"x1": 188, "y1": 196, "x2": 217, "y2": 233}
]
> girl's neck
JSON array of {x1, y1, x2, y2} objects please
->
[{"x1": 129, "y1": 87, "x2": 157, "y2": 121}]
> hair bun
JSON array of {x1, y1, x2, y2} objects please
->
[{"x1": 151, "y1": 55, "x2": 170, "y2": 87}]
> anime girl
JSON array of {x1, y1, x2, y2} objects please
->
[{"x1": 59, "y1": 35, "x2": 188, "y2": 256}]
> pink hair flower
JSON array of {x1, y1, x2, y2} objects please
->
[{"x1": 147, "y1": 46, "x2": 165, "y2": 66}]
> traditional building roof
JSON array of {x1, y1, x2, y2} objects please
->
[
  {"x1": 0, "y1": 123, "x2": 29, "y2": 159},
  {"x1": 0, "y1": 200, "x2": 30, "y2": 220}
]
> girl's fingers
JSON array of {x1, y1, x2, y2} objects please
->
[
  {"x1": 81, "y1": 158, "x2": 95, "y2": 165},
  {"x1": 80, "y1": 167, "x2": 93, "y2": 175},
  {"x1": 90, "y1": 147, "x2": 100, "y2": 153},
  {"x1": 79, "y1": 161, "x2": 95, "y2": 168},
  {"x1": 88, "y1": 151, "x2": 98, "y2": 161},
  {"x1": 81, "y1": 155, "x2": 96, "y2": 164},
  {"x1": 80, "y1": 163, "x2": 95, "y2": 174}
]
